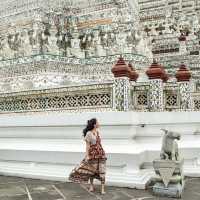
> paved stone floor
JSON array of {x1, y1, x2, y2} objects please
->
[{"x1": 0, "y1": 176, "x2": 199, "y2": 200}]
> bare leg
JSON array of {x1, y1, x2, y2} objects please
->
[
  {"x1": 101, "y1": 180, "x2": 106, "y2": 194},
  {"x1": 89, "y1": 178, "x2": 94, "y2": 192}
]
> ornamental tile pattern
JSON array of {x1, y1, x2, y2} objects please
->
[
  {"x1": 0, "y1": 83, "x2": 113, "y2": 113},
  {"x1": 178, "y1": 82, "x2": 193, "y2": 111},
  {"x1": 0, "y1": 0, "x2": 199, "y2": 113},
  {"x1": 149, "y1": 79, "x2": 164, "y2": 111},
  {"x1": 113, "y1": 77, "x2": 130, "y2": 111}
]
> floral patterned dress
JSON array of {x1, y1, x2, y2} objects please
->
[{"x1": 69, "y1": 131, "x2": 106, "y2": 184}]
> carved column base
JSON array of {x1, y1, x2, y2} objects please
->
[
  {"x1": 152, "y1": 159, "x2": 184, "y2": 199},
  {"x1": 153, "y1": 182, "x2": 184, "y2": 198}
]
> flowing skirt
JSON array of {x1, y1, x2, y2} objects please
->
[{"x1": 68, "y1": 158, "x2": 106, "y2": 184}]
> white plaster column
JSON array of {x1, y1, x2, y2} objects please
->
[
  {"x1": 128, "y1": 63, "x2": 139, "y2": 111},
  {"x1": 176, "y1": 64, "x2": 193, "y2": 110},
  {"x1": 149, "y1": 79, "x2": 164, "y2": 111},
  {"x1": 112, "y1": 57, "x2": 132, "y2": 111},
  {"x1": 146, "y1": 61, "x2": 168, "y2": 111}
]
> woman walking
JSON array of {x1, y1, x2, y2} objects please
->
[{"x1": 69, "y1": 118, "x2": 107, "y2": 194}]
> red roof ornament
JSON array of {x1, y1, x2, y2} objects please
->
[
  {"x1": 111, "y1": 57, "x2": 131, "y2": 78},
  {"x1": 175, "y1": 64, "x2": 191, "y2": 82},
  {"x1": 128, "y1": 63, "x2": 139, "y2": 82},
  {"x1": 146, "y1": 60, "x2": 168, "y2": 81}
]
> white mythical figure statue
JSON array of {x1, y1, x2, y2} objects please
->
[
  {"x1": 15, "y1": 32, "x2": 23, "y2": 57},
  {"x1": 49, "y1": 30, "x2": 59, "y2": 55},
  {"x1": 61, "y1": 34, "x2": 72, "y2": 57},
  {"x1": 85, "y1": 34, "x2": 95, "y2": 58},
  {"x1": 126, "y1": 29, "x2": 136, "y2": 53},
  {"x1": 30, "y1": 22, "x2": 40, "y2": 54},
  {"x1": 56, "y1": 34, "x2": 63, "y2": 55},
  {"x1": 93, "y1": 30, "x2": 106, "y2": 57},
  {"x1": 150, "y1": 27, "x2": 158, "y2": 36},
  {"x1": 5, "y1": 37, "x2": 14, "y2": 59},
  {"x1": 7, "y1": 33, "x2": 16, "y2": 58},
  {"x1": 20, "y1": 30, "x2": 32, "y2": 57},
  {"x1": 4, "y1": 34, "x2": 14, "y2": 59},
  {"x1": 160, "y1": 129, "x2": 181, "y2": 161},
  {"x1": 40, "y1": 31, "x2": 49, "y2": 54},
  {"x1": 116, "y1": 25, "x2": 127, "y2": 54},
  {"x1": 14, "y1": 31, "x2": 24, "y2": 57},
  {"x1": 0, "y1": 36, "x2": 5, "y2": 60},
  {"x1": 100, "y1": 32, "x2": 109, "y2": 55},
  {"x1": 70, "y1": 26, "x2": 84, "y2": 58},
  {"x1": 163, "y1": 20, "x2": 173, "y2": 35},
  {"x1": 106, "y1": 32, "x2": 117, "y2": 55},
  {"x1": 188, "y1": 14, "x2": 199, "y2": 40},
  {"x1": 152, "y1": 129, "x2": 183, "y2": 198},
  {"x1": 135, "y1": 30, "x2": 153, "y2": 61}
]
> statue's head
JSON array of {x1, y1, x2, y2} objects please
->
[
  {"x1": 170, "y1": 131, "x2": 181, "y2": 140},
  {"x1": 161, "y1": 129, "x2": 181, "y2": 140}
]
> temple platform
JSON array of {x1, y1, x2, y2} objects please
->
[{"x1": 0, "y1": 111, "x2": 199, "y2": 189}]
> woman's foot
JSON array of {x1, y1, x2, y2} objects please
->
[
  {"x1": 89, "y1": 178, "x2": 94, "y2": 192},
  {"x1": 89, "y1": 185, "x2": 95, "y2": 192},
  {"x1": 101, "y1": 190, "x2": 106, "y2": 195}
]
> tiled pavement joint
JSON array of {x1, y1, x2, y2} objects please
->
[
  {"x1": 24, "y1": 182, "x2": 33, "y2": 200},
  {"x1": 52, "y1": 184, "x2": 66, "y2": 200},
  {"x1": 80, "y1": 184, "x2": 103, "y2": 200}
]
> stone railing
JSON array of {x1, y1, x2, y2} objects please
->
[
  {"x1": 130, "y1": 82, "x2": 182, "y2": 112},
  {"x1": 163, "y1": 83, "x2": 180, "y2": 111},
  {"x1": 131, "y1": 83, "x2": 150, "y2": 111},
  {"x1": 0, "y1": 83, "x2": 113, "y2": 113},
  {"x1": 0, "y1": 77, "x2": 199, "y2": 114},
  {"x1": 130, "y1": 81, "x2": 200, "y2": 112}
]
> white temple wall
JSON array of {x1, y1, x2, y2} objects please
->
[{"x1": 0, "y1": 111, "x2": 199, "y2": 188}]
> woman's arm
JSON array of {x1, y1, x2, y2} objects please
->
[{"x1": 86, "y1": 141, "x2": 90, "y2": 160}]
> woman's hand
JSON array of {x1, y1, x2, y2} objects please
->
[{"x1": 85, "y1": 155, "x2": 90, "y2": 161}]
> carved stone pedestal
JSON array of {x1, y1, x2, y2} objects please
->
[
  {"x1": 153, "y1": 182, "x2": 183, "y2": 198},
  {"x1": 152, "y1": 159, "x2": 184, "y2": 198}
]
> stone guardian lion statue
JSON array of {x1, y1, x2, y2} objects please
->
[{"x1": 160, "y1": 129, "x2": 181, "y2": 161}]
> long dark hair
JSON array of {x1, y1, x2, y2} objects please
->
[{"x1": 83, "y1": 118, "x2": 97, "y2": 137}]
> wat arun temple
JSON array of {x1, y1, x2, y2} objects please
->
[
  {"x1": 0, "y1": 0, "x2": 199, "y2": 111},
  {"x1": 0, "y1": 0, "x2": 199, "y2": 190}
]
